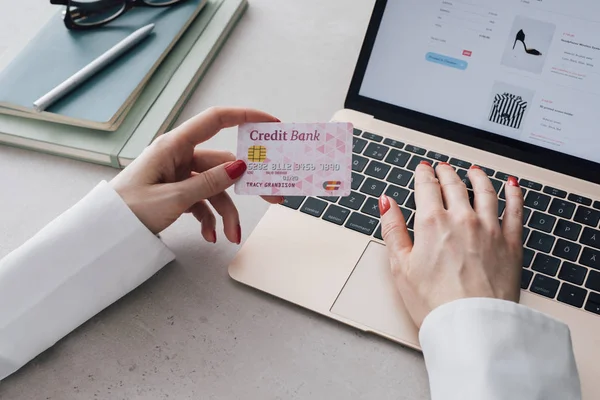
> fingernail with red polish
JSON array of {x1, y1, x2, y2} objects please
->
[
  {"x1": 379, "y1": 195, "x2": 391, "y2": 216},
  {"x1": 236, "y1": 224, "x2": 242, "y2": 244},
  {"x1": 419, "y1": 161, "x2": 432, "y2": 167},
  {"x1": 212, "y1": 229, "x2": 217, "y2": 244},
  {"x1": 507, "y1": 176, "x2": 519, "y2": 187},
  {"x1": 470, "y1": 165, "x2": 481, "y2": 170},
  {"x1": 278, "y1": 196, "x2": 285, "y2": 204},
  {"x1": 225, "y1": 160, "x2": 247, "y2": 180},
  {"x1": 275, "y1": 118, "x2": 282, "y2": 122}
]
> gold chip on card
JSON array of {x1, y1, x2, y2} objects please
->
[{"x1": 247, "y1": 145, "x2": 267, "y2": 162}]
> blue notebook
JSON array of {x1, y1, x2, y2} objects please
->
[{"x1": 0, "y1": 0, "x2": 206, "y2": 131}]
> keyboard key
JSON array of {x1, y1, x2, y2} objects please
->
[
  {"x1": 407, "y1": 155, "x2": 434, "y2": 171},
  {"x1": 364, "y1": 143, "x2": 389, "y2": 160},
  {"x1": 364, "y1": 161, "x2": 391, "y2": 180},
  {"x1": 543, "y1": 186, "x2": 567, "y2": 198},
  {"x1": 490, "y1": 178, "x2": 503, "y2": 193},
  {"x1": 557, "y1": 283, "x2": 587, "y2": 308},
  {"x1": 585, "y1": 292, "x2": 600, "y2": 314},
  {"x1": 580, "y1": 227, "x2": 600, "y2": 250},
  {"x1": 426, "y1": 151, "x2": 449, "y2": 162},
  {"x1": 351, "y1": 173, "x2": 365, "y2": 190},
  {"x1": 495, "y1": 171, "x2": 516, "y2": 181},
  {"x1": 409, "y1": 178, "x2": 415, "y2": 190},
  {"x1": 339, "y1": 192, "x2": 366, "y2": 210},
  {"x1": 374, "y1": 225, "x2": 383, "y2": 240},
  {"x1": 467, "y1": 190, "x2": 475, "y2": 207},
  {"x1": 521, "y1": 269, "x2": 533, "y2": 289},
  {"x1": 360, "y1": 178, "x2": 387, "y2": 197},
  {"x1": 519, "y1": 179, "x2": 542, "y2": 191},
  {"x1": 386, "y1": 168, "x2": 413, "y2": 187},
  {"x1": 499, "y1": 186, "x2": 527, "y2": 200},
  {"x1": 318, "y1": 196, "x2": 339, "y2": 202},
  {"x1": 385, "y1": 185, "x2": 410, "y2": 206},
  {"x1": 383, "y1": 138, "x2": 404, "y2": 149},
  {"x1": 554, "y1": 219, "x2": 581, "y2": 241},
  {"x1": 594, "y1": 201, "x2": 600, "y2": 210},
  {"x1": 353, "y1": 137, "x2": 367, "y2": 154},
  {"x1": 585, "y1": 270, "x2": 600, "y2": 292},
  {"x1": 523, "y1": 248, "x2": 534, "y2": 268},
  {"x1": 406, "y1": 193, "x2": 416, "y2": 210},
  {"x1": 361, "y1": 197, "x2": 382, "y2": 218},
  {"x1": 362, "y1": 132, "x2": 383, "y2": 142},
  {"x1": 449, "y1": 157, "x2": 471, "y2": 169},
  {"x1": 527, "y1": 230, "x2": 555, "y2": 253},
  {"x1": 300, "y1": 197, "x2": 327, "y2": 217},
  {"x1": 385, "y1": 149, "x2": 411, "y2": 168},
  {"x1": 456, "y1": 169, "x2": 472, "y2": 189},
  {"x1": 548, "y1": 199, "x2": 576, "y2": 219},
  {"x1": 353, "y1": 128, "x2": 362, "y2": 136},
  {"x1": 568, "y1": 193, "x2": 592, "y2": 206},
  {"x1": 559, "y1": 262, "x2": 588, "y2": 285},
  {"x1": 525, "y1": 192, "x2": 551, "y2": 211},
  {"x1": 585, "y1": 292, "x2": 600, "y2": 315},
  {"x1": 282, "y1": 196, "x2": 305, "y2": 210},
  {"x1": 475, "y1": 165, "x2": 495, "y2": 176},
  {"x1": 528, "y1": 211, "x2": 556, "y2": 233},
  {"x1": 407, "y1": 215, "x2": 415, "y2": 229},
  {"x1": 345, "y1": 212, "x2": 378, "y2": 235},
  {"x1": 522, "y1": 207, "x2": 532, "y2": 225},
  {"x1": 408, "y1": 229, "x2": 415, "y2": 242},
  {"x1": 498, "y1": 199, "x2": 506, "y2": 218},
  {"x1": 552, "y1": 239, "x2": 581, "y2": 262},
  {"x1": 574, "y1": 206, "x2": 600, "y2": 227},
  {"x1": 523, "y1": 227, "x2": 531, "y2": 245},
  {"x1": 530, "y1": 274, "x2": 560, "y2": 298},
  {"x1": 405, "y1": 144, "x2": 426, "y2": 155},
  {"x1": 532, "y1": 254, "x2": 561, "y2": 276},
  {"x1": 352, "y1": 155, "x2": 368, "y2": 172},
  {"x1": 580, "y1": 247, "x2": 600, "y2": 270},
  {"x1": 322, "y1": 205, "x2": 351, "y2": 225}
]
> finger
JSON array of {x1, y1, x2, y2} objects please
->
[
  {"x1": 174, "y1": 107, "x2": 279, "y2": 146},
  {"x1": 193, "y1": 149, "x2": 236, "y2": 172},
  {"x1": 207, "y1": 191, "x2": 240, "y2": 244},
  {"x1": 189, "y1": 201, "x2": 217, "y2": 243},
  {"x1": 173, "y1": 160, "x2": 247, "y2": 209},
  {"x1": 435, "y1": 162, "x2": 469, "y2": 210},
  {"x1": 379, "y1": 195, "x2": 413, "y2": 269},
  {"x1": 261, "y1": 195, "x2": 285, "y2": 204},
  {"x1": 414, "y1": 162, "x2": 444, "y2": 213},
  {"x1": 468, "y1": 166, "x2": 499, "y2": 223},
  {"x1": 502, "y1": 176, "x2": 524, "y2": 251}
]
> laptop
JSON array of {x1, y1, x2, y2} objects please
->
[{"x1": 229, "y1": 0, "x2": 600, "y2": 396}]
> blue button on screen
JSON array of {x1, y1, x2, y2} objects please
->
[{"x1": 425, "y1": 52, "x2": 468, "y2": 70}]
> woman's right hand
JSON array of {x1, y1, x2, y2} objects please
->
[{"x1": 379, "y1": 162, "x2": 524, "y2": 327}]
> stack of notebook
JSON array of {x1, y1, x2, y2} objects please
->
[{"x1": 0, "y1": 0, "x2": 248, "y2": 168}]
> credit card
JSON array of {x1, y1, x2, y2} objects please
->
[{"x1": 234, "y1": 122, "x2": 353, "y2": 196}]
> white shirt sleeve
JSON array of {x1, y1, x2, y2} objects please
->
[
  {"x1": 0, "y1": 181, "x2": 175, "y2": 380},
  {"x1": 419, "y1": 297, "x2": 581, "y2": 400}
]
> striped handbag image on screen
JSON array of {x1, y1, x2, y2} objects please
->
[{"x1": 488, "y1": 93, "x2": 528, "y2": 130}]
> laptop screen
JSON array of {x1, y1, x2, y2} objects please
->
[{"x1": 358, "y1": 0, "x2": 600, "y2": 166}]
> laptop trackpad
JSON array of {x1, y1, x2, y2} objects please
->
[{"x1": 330, "y1": 241, "x2": 420, "y2": 347}]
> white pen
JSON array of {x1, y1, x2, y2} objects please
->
[{"x1": 33, "y1": 23, "x2": 155, "y2": 113}]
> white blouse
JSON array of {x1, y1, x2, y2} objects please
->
[{"x1": 0, "y1": 181, "x2": 581, "y2": 399}]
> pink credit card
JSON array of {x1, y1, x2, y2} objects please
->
[{"x1": 234, "y1": 122, "x2": 353, "y2": 196}]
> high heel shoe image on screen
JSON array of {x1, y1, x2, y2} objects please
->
[{"x1": 513, "y1": 29, "x2": 542, "y2": 56}]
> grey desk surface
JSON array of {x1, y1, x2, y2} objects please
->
[{"x1": 0, "y1": 1, "x2": 430, "y2": 399}]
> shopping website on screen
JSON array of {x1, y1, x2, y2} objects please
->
[{"x1": 360, "y1": 0, "x2": 600, "y2": 164}]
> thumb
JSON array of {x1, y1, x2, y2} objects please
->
[
  {"x1": 174, "y1": 160, "x2": 247, "y2": 208},
  {"x1": 379, "y1": 195, "x2": 413, "y2": 272}
]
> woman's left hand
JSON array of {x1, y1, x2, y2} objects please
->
[{"x1": 110, "y1": 107, "x2": 283, "y2": 243}]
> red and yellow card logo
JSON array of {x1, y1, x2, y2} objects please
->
[{"x1": 323, "y1": 181, "x2": 341, "y2": 191}]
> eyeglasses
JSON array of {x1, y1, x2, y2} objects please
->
[{"x1": 50, "y1": 0, "x2": 188, "y2": 30}]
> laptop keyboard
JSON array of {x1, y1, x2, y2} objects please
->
[{"x1": 281, "y1": 128, "x2": 600, "y2": 317}]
